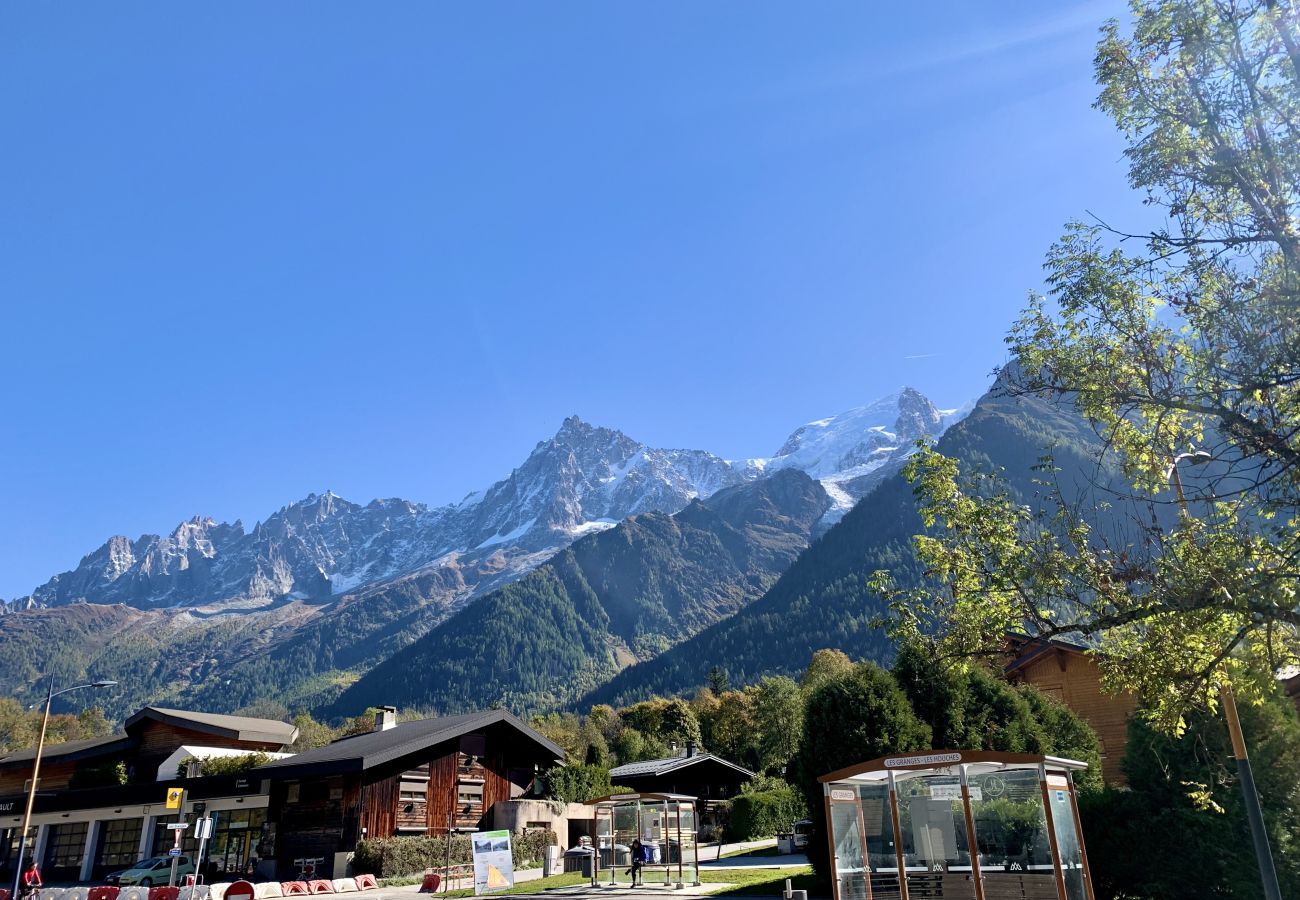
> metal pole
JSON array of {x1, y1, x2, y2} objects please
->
[
  {"x1": 11, "y1": 679, "x2": 54, "y2": 900},
  {"x1": 1168, "y1": 453, "x2": 1282, "y2": 900},
  {"x1": 1220, "y1": 683, "x2": 1282, "y2": 900}
]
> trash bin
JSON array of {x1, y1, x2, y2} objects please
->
[{"x1": 563, "y1": 848, "x2": 594, "y2": 877}]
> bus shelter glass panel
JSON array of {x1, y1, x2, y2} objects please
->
[
  {"x1": 669, "y1": 804, "x2": 699, "y2": 883},
  {"x1": 893, "y1": 773, "x2": 977, "y2": 900},
  {"x1": 1046, "y1": 777, "x2": 1087, "y2": 900},
  {"x1": 599, "y1": 804, "x2": 638, "y2": 881},
  {"x1": 828, "y1": 797, "x2": 867, "y2": 900},
  {"x1": 967, "y1": 766, "x2": 1057, "y2": 899}
]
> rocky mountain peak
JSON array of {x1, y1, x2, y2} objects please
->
[{"x1": 893, "y1": 386, "x2": 944, "y2": 441}]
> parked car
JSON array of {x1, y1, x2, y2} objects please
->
[{"x1": 108, "y1": 856, "x2": 196, "y2": 886}]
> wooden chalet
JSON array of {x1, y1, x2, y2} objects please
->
[
  {"x1": 252, "y1": 707, "x2": 564, "y2": 879},
  {"x1": 608, "y1": 745, "x2": 753, "y2": 839},
  {"x1": 1002, "y1": 634, "x2": 1137, "y2": 785}
]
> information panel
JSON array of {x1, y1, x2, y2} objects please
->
[{"x1": 471, "y1": 830, "x2": 514, "y2": 895}]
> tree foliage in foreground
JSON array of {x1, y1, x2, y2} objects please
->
[
  {"x1": 880, "y1": 0, "x2": 1300, "y2": 731},
  {"x1": 1081, "y1": 681, "x2": 1300, "y2": 900}
]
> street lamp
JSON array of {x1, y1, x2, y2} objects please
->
[
  {"x1": 9, "y1": 678, "x2": 116, "y2": 899},
  {"x1": 1166, "y1": 450, "x2": 1282, "y2": 900}
]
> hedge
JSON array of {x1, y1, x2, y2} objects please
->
[
  {"x1": 726, "y1": 789, "x2": 805, "y2": 842},
  {"x1": 352, "y1": 830, "x2": 558, "y2": 877}
]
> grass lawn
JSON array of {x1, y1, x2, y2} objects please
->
[
  {"x1": 720, "y1": 846, "x2": 785, "y2": 859},
  {"x1": 440, "y1": 871, "x2": 589, "y2": 897},
  {"x1": 698, "y1": 866, "x2": 821, "y2": 897}
]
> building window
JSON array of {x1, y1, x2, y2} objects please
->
[
  {"x1": 45, "y1": 822, "x2": 89, "y2": 870},
  {"x1": 98, "y1": 818, "x2": 144, "y2": 868}
]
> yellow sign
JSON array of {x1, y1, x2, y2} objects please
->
[
  {"x1": 165, "y1": 787, "x2": 184, "y2": 809},
  {"x1": 485, "y1": 865, "x2": 509, "y2": 890}
]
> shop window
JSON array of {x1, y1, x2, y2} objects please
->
[
  {"x1": 98, "y1": 818, "x2": 144, "y2": 868},
  {"x1": 44, "y1": 822, "x2": 89, "y2": 870}
]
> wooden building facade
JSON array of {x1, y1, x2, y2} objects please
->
[
  {"x1": 255, "y1": 709, "x2": 564, "y2": 879},
  {"x1": 1002, "y1": 635, "x2": 1137, "y2": 785}
]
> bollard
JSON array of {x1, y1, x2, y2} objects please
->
[{"x1": 790, "y1": 891, "x2": 808, "y2": 900}]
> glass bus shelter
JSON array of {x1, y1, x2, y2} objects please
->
[
  {"x1": 820, "y1": 751, "x2": 1093, "y2": 900},
  {"x1": 587, "y1": 792, "x2": 700, "y2": 888}
]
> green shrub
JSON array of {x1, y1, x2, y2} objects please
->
[
  {"x1": 175, "y1": 752, "x2": 274, "y2": 778},
  {"x1": 727, "y1": 780, "x2": 806, "y2": 841},
  {"x1": 540, "y1": 764, "x2": 631, "y2": 804},
  {"x1": 69, "y1": 760, "x2": 128, "y2": 789},
  {"x1": 352, "y1": 831, "x2": 558, "y2": 877}
]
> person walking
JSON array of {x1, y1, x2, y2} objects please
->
[{"x1": 19, "y1": 861, "x2": 42, "y2": 900}]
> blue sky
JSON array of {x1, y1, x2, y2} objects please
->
[{"x1": 0, "y1": 0, "x2": 1143, "y2": 597}]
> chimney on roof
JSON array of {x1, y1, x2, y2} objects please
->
[
  {"x1": 668, "y1": 740, "x2": 678, "y2": 756},
  {"x1": 375, "y1": 706, "x2": 398, "y2": 732},
  {"x1": 686, "y1": 741, "x2": 696, "y2": 758}
]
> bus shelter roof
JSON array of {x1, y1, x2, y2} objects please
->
[
  {"x1": 818, "y1": 749, "x2": 1088, "y2": 784},
  {"x1": 587, "y1": 792, "x2": 697, "y2": 806}
]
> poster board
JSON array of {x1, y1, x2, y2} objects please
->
[{"x1": 471, "y1": 830, "x2": 514, "y2": 895}]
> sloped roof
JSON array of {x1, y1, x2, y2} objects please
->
[
  {"x1": 254, "y1": 709, "x2": 563, "y2": 778},
  {"x1": 0, "y1": 734, "x2": 134, "y2": 766},
  {"x1": 125, "y1": 707, "x2": 298, "y2": 746},
  {"x1": 610, "y1": 752, "x2": 754, "y2": 781}
]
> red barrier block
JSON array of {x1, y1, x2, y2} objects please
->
[
  {"x1": 352, "y1": 876, "x2": 376, "y2": 893},
  {"x1": 149, "y1": 887, "x2": 180, "y2": 900},
  {"x1": 280, "y1": 885, "x2": 308, "y2": 896},
  {"x1": 0, "y1": 888, "x2": 11, "y2": 900},
  {"x1": 89, "y1": 888, "x2": 120, "y2": 900},
  {"x1": 307, "y1": 883, "x2": 334, "y2": 895}
]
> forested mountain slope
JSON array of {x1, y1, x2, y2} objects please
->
[
  {"x1": 327, "y1": 469, "x2": 831, "y2": 715},
  {"x1": 584, "y1": 382, "x2": 1109, "y2": 707}
]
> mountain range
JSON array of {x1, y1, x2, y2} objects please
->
[{"x1": 1, "y1": 387, "x2": 965, "y2": 718}]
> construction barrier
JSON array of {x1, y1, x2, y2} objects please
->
[
  {"x1": 148, "y1": 887, "x2": 180, "y2": 900},
  {"x1": 351, "y1": 877, "x2": 376, "y2": 893},
  {"x1": 118, "y1": 888, "x2": 148, "y2": 900},
  {"x1": 329, "y1": 882, "x2": 355, "y2": 895},
  {"x1": 254, "y1": 883, "x2": 283, "y2": 899},
  {"x1": 306, "y1": 883, "x2": 334, "y2": 895},
  {"x1": 279, "y1": 884, "x2": 308, "y2": 896},
  {"x1": 63, "y1": 888, "x2": 91, "y2": 900}
]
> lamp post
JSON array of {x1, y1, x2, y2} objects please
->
[
  {"x1": 9, "y1": 678, "x2": 116, "y2": 899},
  {"x1": 1166, "y1": 451, "x2": 1281, "y2": 900}
]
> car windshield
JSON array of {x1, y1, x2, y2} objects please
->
[{"x1": 131, "y1": 859, "x2": 164, "y2": 869}]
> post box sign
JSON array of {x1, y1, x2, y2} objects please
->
[
  {"x1": 471, "y1": 830, "x2": 514, "y2": 895},
  {"x1": 165, "y1": 787, "x2": 185, "y2": 809}
]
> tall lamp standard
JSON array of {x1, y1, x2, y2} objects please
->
[
  {"x1": 9, "y1": 678, "x2": 117, "y2": 899},
  {"x1": 1166, "y1": 451, "x2": 1282, "y2": 900}
]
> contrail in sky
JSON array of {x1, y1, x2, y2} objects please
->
[{"x1": 903, "y1": 353, "x2": 940, "y2": 360}]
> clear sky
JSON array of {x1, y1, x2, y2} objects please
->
[{"x1": 0, "y1": 0, "x2": 1144, "y2": 598}]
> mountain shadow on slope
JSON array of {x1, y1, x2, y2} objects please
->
[
  {"x1": 324, "y1": 469, "x2": 831, "y2": 718},
  {"x1": 582, "y1": 381, "x2": 1116, "y2": 708}
]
